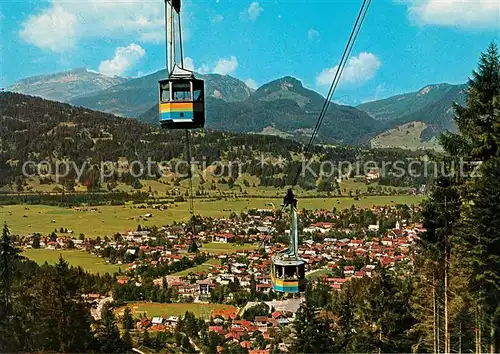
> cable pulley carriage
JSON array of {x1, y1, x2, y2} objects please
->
[{"x1": 270, "y1": 189, "x2": 306, "y2": 293}]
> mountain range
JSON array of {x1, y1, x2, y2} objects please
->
[
  {"x1": 7, "y1": 68, "x2": 128, "y2": 103},
  {"x1": 0, "y1": 91, "x2": 427, "y2": 192},
  {"x1": 7, "y1": 68, "x2": 467, "y2": 148},
  {"x1": 140, "y1": 76, "x2": 382, "y2": 145},
  {"x1": 70, "y1": 70, "x2": 253, "y2": 117},
  {"x1": 358, "y1": 83, "x2": 466, "y2": 142}
]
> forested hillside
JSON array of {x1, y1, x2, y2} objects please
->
[
  {"x1": 359, "y1": 83, "x2": 466, "y2": 140},
  {"x1": 8, "y1": 69, "x2": 465, "y2": 147},
  {"x1": 0, "y1": 92, "x2": 429, "y2": 193}
]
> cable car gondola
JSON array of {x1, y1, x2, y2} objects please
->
[
  {"x1": 159, "y1": 0, "x2": 205, "y2": 130},
  {"x1": 159, "y1": 65, "x2": 205, "y2": 130},
  {"x1": 270, "y1": 189, "x2": 306, "y2": 293}
]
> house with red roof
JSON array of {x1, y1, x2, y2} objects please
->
[
  {"x1": 240, "y1": 341, "x2": 252, "y2": 349},
  {"x1": 211, "y1": 308, "x2": 238, "y2": 320},
  {"x1": 208, "y1": 325, "x2": 224, "y2": 334}
]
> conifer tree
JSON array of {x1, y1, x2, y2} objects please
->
[
  {"x1": 96, "y1": 302, "x2": 125, "y2": 352},
  {"x1": 460, "y1": 158, "x2": 500, "y2": 353},
  {"x1": 444, "y1": 41, "x2": 500, "y2": 354},
  {"x1": 0, "y1": 223, "x2": 22, "y2": 352},
  {"x1": 122, "y1": 306, "x2": 134, "y2": 330},
  {"x1": 291, "y1": 295, "x2": 334, "y2": 353},
  {"x1": 141, "y1": 328, "x2": 150, "y2": 346},
  {"x1": 416, "y1": 41, "x2": 500, "y2": 354},
  {"x1": 122, "y1": 330, "x2": 133, "y2": 351}
]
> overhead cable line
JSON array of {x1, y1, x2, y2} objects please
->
[
  {"x1": 260, "y1": 0, "x2": 372, "y2": 251},
  {"x1": 291, "y1": 0, "x2": 373, "y2": 188}
]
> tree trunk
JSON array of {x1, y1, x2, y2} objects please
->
[
  {"x1": 378, "y1": 325, "x2": 382, "y2": 354},
  {"x1": 437, "y1": 294, "x2": 441, "y2": 354},
  {"x1": 479, "y1": 308, "x2": 482, "y2": 354},
  {"x1": 459, "y1": 322, "x2": 462, "y2": 354},
  {"x1": 490, "y1": 318, "x2": 495, "y2": 354},
  {"x1": 433, "y1": 279, "x2": 438, "y2": 354},
  {"x1": 476, "y1": 307, "x2": 480, "y2": 354},
  {"x1": 444, "y1": 247, "x2": 450, "y2": 354}
]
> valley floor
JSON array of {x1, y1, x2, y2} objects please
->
[
  {"x1": 1, "y1": 195, "x2": 424, "y2": 238},
  {"x1": 22, "y1": 248, "x2": 121, "y2": 274}
]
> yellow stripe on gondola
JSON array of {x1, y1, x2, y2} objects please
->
[
  {"x1": 159, "y1": 102, "x2": 194, "y2": 113},
  {"x1": 271, "y1": 274, "x2": 302, "y2": 287}
]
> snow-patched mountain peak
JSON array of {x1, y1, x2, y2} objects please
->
[{"x1": 7, "y1": 69, "x2": 129, "y2": 103}]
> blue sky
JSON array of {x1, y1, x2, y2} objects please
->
[{"x1": 0, "y1": 0, "x2": 498, "y2": 103}]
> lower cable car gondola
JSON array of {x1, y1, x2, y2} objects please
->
[
  {"x1": 159, "y1": 65, "x2": 205, "y2": 130},
  {"x1": 271, "y1": 190, "x2": 306, "y2": 293}
]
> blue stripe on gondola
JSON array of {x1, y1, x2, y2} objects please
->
[
  {"x1": 160, "y1": 111, "x2": 194, "y2": 121},
  {"x1": 272, "y1": 283, "x2": 300, "y2": 293}
]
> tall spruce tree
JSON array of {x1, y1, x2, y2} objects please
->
[
  {"x1": 291, "y1": 294, "x2": 334, "y2": 353},
  {"x1": 0, "y1": 223, "x2": 23, "y2": 352},
  {"x1": 445, "y1": 41, "x2": 499, "y2": 354},
  {"x1": 122, "y1": 306, "x2": 134, "y2": 330},
  {"x1": 96, "y1": 302, "x2": 126, "y2": 352},
  {"x1": 416, "y1": 41, "x2": 500, "y2": 354},
  {"x1": 460, "y1": 157, "x2": 500, "y2": 353}
]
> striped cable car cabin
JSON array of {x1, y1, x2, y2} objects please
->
[
  {"x1": 270, "y1": 190, "x2": 306, "y2": 293},
  {"x1": 159, "y1": 65, "x2": 205, "y2": 130}
]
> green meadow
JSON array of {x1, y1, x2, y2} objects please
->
[
  {"x1": 1, "y1": 195, "x2": 424, "y2": 237},
  {"x1": 22, "y1": 248, "x2": 121, "y2": 274},
  {"x1": 115, "y1": 302, "x2": 237, "y2": 320}
]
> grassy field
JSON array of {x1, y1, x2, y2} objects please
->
[
  {"x1": 370, "y1": 121, "x2": 442, "y2": 151},
  {"x1": 297, "y1": 195, "x2": 424, "y2": 210},
  {"x1": 22, "y1": 169, "x2": 417, "y2": 199},
  {"x1": 337, "y1": 179, "x2": 408, "y2": 194},
  {"x1": 115, "y1": 302, "x2": 237, "y2": 319},
  {"x1": 306, "y1": 268, "x2": 333, "y2": 280},
  {"x1": 0, "y1": 195, "x2": 424, "y2": 237},
  {"x1": 22, "y1": 248, "x2": 121, "y2": 274},
  {"x1": 170, "y1": 258, "x2": 221, "y2": 276},
  {"x1": 22, "y1": 173, "x2": 320, "y2": 198}
]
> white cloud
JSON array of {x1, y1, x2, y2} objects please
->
[
  {"x1": 20, "y1": 6, "x2": 77, "y2": 52},
  {"x1": 198, "y1": 64, "x2": 211, "y2": 74},
  {"x1": 98, "y1": 43, "x2": 146, "y2": 77},
  {"x1": 245, "y1": 78, "x2": 258, "y2": 89},
  {"x1": 316, "y1": 52, "x2": 381, "y2": 87},
  {"x1": 20, "y1": 0, "x2": 165, "y2": 51},
  {"x1": 407, "y1": 0, "x2": 499, "y2": 29},
  {"x1": 213, "y1": 56, "x2": 239, "y2": 75},
  {"x1": 210, "y1": 14, "x2": 224, "y2": 23},
  {"x1": 184, "y1": 57, "x2": 195, "y2": 71},
  {"x1": 191, "y1": 56, "x2": 239, "y2": 75},
  {"x1": 245, "y1": 2, "x2": 263, "y2": 21},
  {"x1": 308, "y1": 28, "x2": 320, "y2": 41}
]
